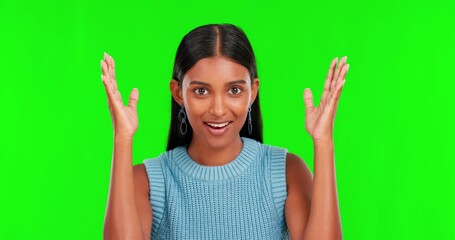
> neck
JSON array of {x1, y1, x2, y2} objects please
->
[{"x1": 187, "y1": 136, "x2": 243, "y2": 166}]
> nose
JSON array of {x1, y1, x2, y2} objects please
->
[{"x1": 209, "y1": 94, "x2": 227, "y2": 117}]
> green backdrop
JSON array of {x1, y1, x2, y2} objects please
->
[{"x1": 1, "y1": 0, "x2": 454, "y2": 239}]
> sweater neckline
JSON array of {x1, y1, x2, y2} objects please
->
[{"x1": 171, "y1": 137, "x2": 259, "y2": 181}]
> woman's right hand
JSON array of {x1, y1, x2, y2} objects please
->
[{"x1": 101, "y1": 52, "x2": 139, "y2": 139}]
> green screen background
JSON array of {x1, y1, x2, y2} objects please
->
[{"x1": 1, "y1": 0, "x2": 454, "y2": 239}]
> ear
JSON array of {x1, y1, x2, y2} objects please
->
[
  {"x1": 250, "y1": 78, "x2": 259, "y2": 105},
  {"x1": 170, "y1": 79, "x2": 184, "y2": 105}
]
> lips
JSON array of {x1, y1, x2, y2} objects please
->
[
  {"x1": 204, "y1": 121, "x2": 233, "y2": 135},
  {"x1": 205, "y1": 121, "x2": 231, "y2": 128}
]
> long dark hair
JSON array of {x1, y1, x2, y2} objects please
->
[{"x1": 167, "y1": 23, "x2": 263, "y2": 151}]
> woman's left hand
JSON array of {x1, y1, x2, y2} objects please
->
[{"x1": 303, "y1": 56, "x2": 349, "y2": 142}]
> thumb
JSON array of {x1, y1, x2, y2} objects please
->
[
  {"x1": 303, "y1": 88, "x2": 314, "y2": 113},
  {"x1": 128, "y1": 88, "x2": 139, "y2": 109}
]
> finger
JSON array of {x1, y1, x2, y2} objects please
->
[
  {"x1": 103, "y1": 53, "x2": 112, "y2": 83},
  {"x1": 107, "y1": 54, "x2": 119, "y2": 91},
  {"x1": 110, "y1": 55, "x2": 116, "y2": 77},
  {"x1": 102, "y1": 73, "x2": 123, "y2": 110},
  {"x1": 128, "y1": 88, "x2": 139, "y2": 109},
  {"x1": 331, "y1": 56, "x2": 347, "y2": 91},
  {"x1": 104, "y1": 52, "x2": 110, "y2": 74},
  {"x1": 104, "y1": 52, "x2": 113, "y2": 81},
  {"x1": 326, "y1": 62, "x2": 347, "y2": 108},
  {"x1": 106, "y1": 53, "x2": 116, "y2": 80},
  {"x1": 321, "y1": 57, "x2": 338, "y2": 103},
  {"x1": 101, "y1": 60, "x2": 109, "y2": 76},
  {"x1": 328, "y1": 75, "x2": 346, "y2": 109},
  {"x1": 331, "y1": 63, "x2": 348, "y2": 98},
  {"x1": 103, "y1": 53, "x2": 120, "y2": 96},
  {"x1": 104, "y1": 52, "x2": 110, "y2": 65},
  {"x1": 333, "y1": 78, "x2": 346, "y2": 120},
  {"x1": 303, "y1": 88, "x2": 314, "y2": 114},
  {"x1": 101, "y1": 74, "x2": 115, "y2": 104},
  {"x1": 340, "y1": 63, "x2": 349, "y2": 81},
  {"x1": 332, "y1": 64, "x2": 349, "y2": 118}
]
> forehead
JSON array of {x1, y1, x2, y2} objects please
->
[{"x1": 184, "y1": 56, "x2": 249, "y2": 83}]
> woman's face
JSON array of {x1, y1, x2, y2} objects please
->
[{"x1": 171, "y1": 56, "x2": 259, "y2": 149}]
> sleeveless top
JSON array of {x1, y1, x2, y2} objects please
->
[{"x1": 142, "y1": 137, "x2": 290, "y2": 239}]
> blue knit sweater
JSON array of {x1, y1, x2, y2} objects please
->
[{"x1": 143, "y1": 137, "x2": 290, "y2": 239}]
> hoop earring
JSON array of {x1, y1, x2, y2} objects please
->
[
  {"x1": 178, "y1": 104, "x2": 187, "y2": 135},
  {"x1": 248, "y1": 106, "x2": 252, "y2": 135}
]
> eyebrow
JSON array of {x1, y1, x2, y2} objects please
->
[{"x1": 189, "y1": 80, "x2": 247, "y2": 86}]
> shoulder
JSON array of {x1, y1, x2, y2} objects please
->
[{"x1": 285, "y1": 153, "x2": 313, "y2": 192}]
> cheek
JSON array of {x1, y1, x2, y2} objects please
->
[
  {"x1": 183, "y1": 97, "x2": 208, "y2": 127},
  {"x1": 226, "y1": 98, "x2": 250, "y2": 122}
]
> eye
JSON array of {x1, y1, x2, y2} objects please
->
[
  {"x1": 228, "y1": 87, "x2": 242, "y2": 95},
  {"x1": 194, "y1": 88, "x2": 208, "y2": 95}
]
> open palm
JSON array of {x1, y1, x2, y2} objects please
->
[
  {"x1": 101, "y1": 53, "x2": 139, "y2": 138},
  {"x1": 304, "y1": 56, "x2": 349, "y2": 142}
]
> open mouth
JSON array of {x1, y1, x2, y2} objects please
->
[{"x1": 204, "y1": 121, "x2": 233, "y2": 135}]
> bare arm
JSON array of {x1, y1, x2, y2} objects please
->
[
  {"x1": 288, "y1": 56, "x2": 348, "y2": 239},
  {"x1": 285, "y1": 142, "x2": 341, "y2": 239},
  {"x1": 133, "y1": 164, "x2": 153, "y2": 239},
  {"x1": 100, "y1": 52, "x2": 146, "y2": 239},
  {"x1": 302, "y1": 140, "x2": 341, "y2": 239},
  {"x1": 285, "y1": 153, "x2": 313, "y2": 239},
  {"x1": 104, "y1": 137, "x2": 146, "y2": 240}
]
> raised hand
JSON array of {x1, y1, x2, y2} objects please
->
[
  {"x1": 303, "y1": 56, "x2": 349, "y2": 142},
  {"x1": 101, "y1": 52, "x2": 139, "y2": 139}
]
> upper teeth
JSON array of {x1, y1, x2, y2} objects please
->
[{"x1": 206, "y1": 122, "x2": 230, "y2": 128}]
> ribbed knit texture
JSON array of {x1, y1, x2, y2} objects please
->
[{"x1": 143, "y1": 137, "x2": 290, "y2": 239}]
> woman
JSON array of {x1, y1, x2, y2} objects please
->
[{"x1": 102, "y1": 24, "x2": 348, "y2": 240}]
